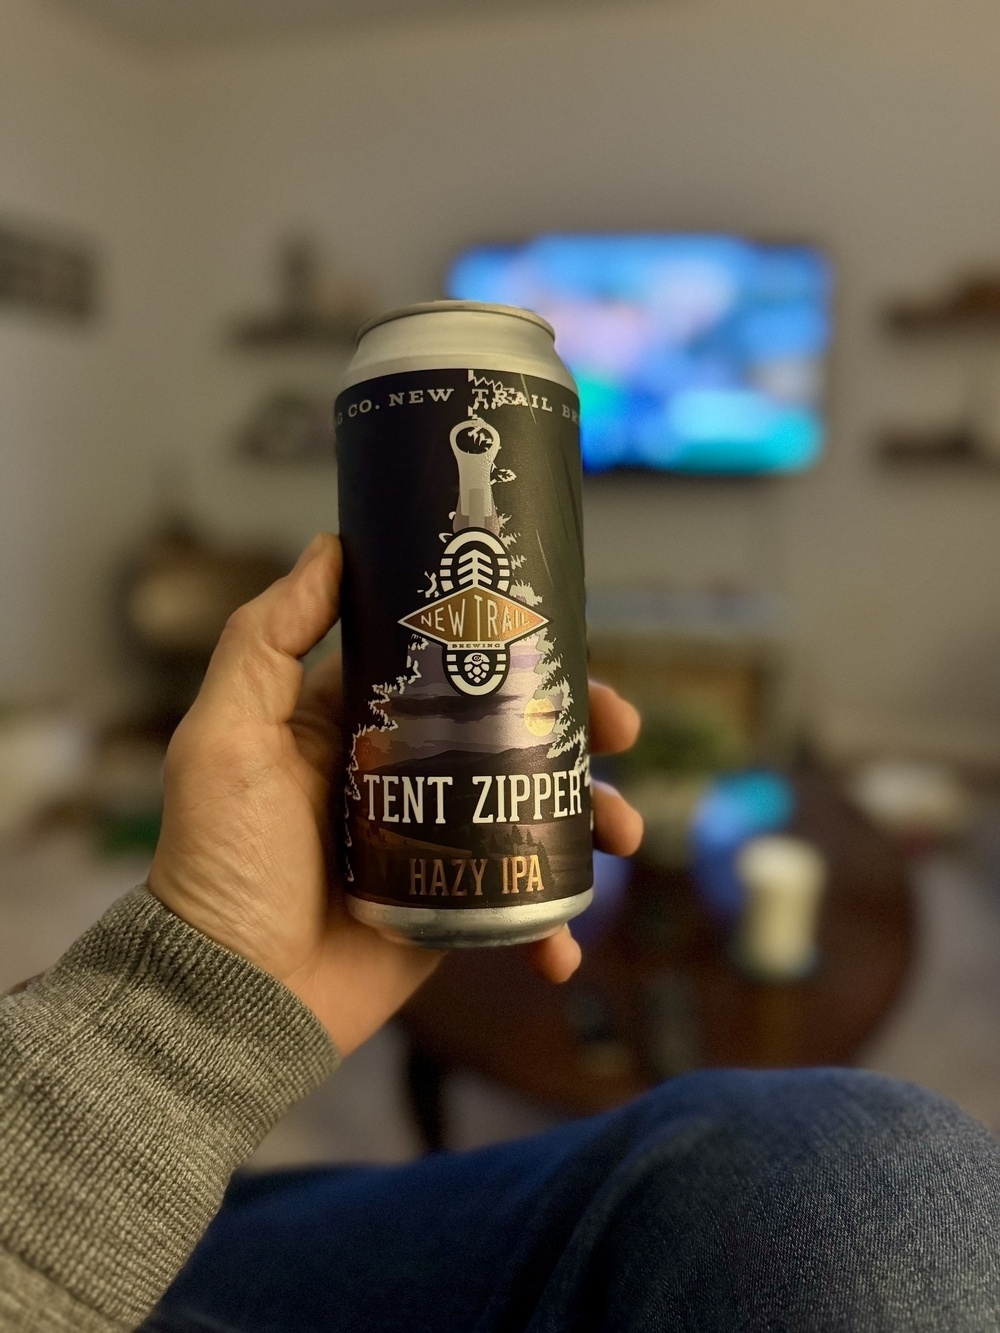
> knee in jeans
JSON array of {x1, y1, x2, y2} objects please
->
[
  {"x1": 576, "y1": 1070, "x2": 1000, "y2": 1327},
  {"x1": 612, "y1": 1068, "x2": 1000, "y2": 1275},
  {"x1": 633, "y1": 1066, "x2": 991, "y2": 1165}
]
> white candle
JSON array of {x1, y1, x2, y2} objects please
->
[{"x1": 735, "y1": 836, "x2": 827, "y2": 982}]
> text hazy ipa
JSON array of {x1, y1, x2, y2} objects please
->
[{"x1": 336, "y1": 301, "x2": 592, "y2": 947}]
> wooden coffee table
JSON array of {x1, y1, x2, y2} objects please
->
[{"x1": 398, "y1": 770, "x2": 916, "y2": 1149}]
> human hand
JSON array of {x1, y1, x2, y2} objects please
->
[{"x1": 148, "y1": 533, "x2": 642, "y2": 1057}]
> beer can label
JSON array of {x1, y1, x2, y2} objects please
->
[{"x1": 336, "y1": 367, "x2": 591, "y2": 909}]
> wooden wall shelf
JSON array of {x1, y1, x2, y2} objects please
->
[
  {"x1": 875, "y1": 428, "x2": 1000, "y2": 470},
  {"x1": 879, "y1": 274, "x2": 1000, "y2": 466},
  {"x1": 228, "y1": 238, "x2": 367, "y2": 352},
  {"x1": 884, "y1": 276, "x2": 1000, "y2": 336},
  {"x1": 884, "y1": 307, "x2": 1000, "y2": 336}
]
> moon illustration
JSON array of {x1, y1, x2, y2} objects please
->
[{"x1": 523, "y1": 696, "x2": 560, "y2": 737}]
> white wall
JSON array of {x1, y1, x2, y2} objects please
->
[
  {"x1": 0, "y1": 0, "x2": 169, "y2": 706},
  {"x1": 8, "y1": 0, "x2": 1000, "y2": 760}
]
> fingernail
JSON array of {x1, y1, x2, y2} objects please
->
[{"x1": 292, "y1": 532, "x2": 327, "y2": 572}]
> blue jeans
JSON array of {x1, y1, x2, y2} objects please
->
[{"x1": 145, "y1": 1068, "x2": 1000, "y2": 1331}]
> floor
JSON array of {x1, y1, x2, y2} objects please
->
[{"x1": 2, "y1": 821, "x2": 1000, "y2": 1171}]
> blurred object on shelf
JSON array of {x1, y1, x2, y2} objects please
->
[
  {"x1": 733, "y1": 835, "x2": 827, "y2": 983},
  {"x1": 588, "y1": 583, "x2": 789, "y2": 766},
  {"x1": 620, "y1": 774, "x2": 708, "y2": 871},
  {"x1": 236, "y1": 388, "x2": 336, "y2": 464},
  {"x1": 118, "y1": 516, "x2": 288, "y2": 727},
  {"x1": 0, "y1": 216, "x2": 97, "y2": 321},
  {"x1": 88, "y1": 725, "x2": 167, "y2": 854},
  {"x1": 608, "y1": 700, "x2": 747, "y2": 870},
  {"x1": 0, "y1": 706, "x2": 94, "y2": 839},
  {"x1": 231, "y1": 236, "x2": 371, "y2": 349},
  {"x1": 588, "y1": 583, "x2": 787, "y2": 641},
  {"x1": 689, "y1": 770, "x2": 796, "y2": 923},
  {"x1": 614, "y1": 703, "x2": 748, "y2": 780},
  {"x1": 848, "y1": 759, "x2": 972, "y2": 850}
]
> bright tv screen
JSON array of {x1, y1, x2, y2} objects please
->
[{"x1": 447, "y1": 235, "x2": 833, "y2": 475}]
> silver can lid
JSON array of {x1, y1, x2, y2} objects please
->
[{"x1": 355, "y1": 300, "x2": 556, "y2": 346}]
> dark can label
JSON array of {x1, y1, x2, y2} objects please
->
[{"x1": 336, "y1": 367, "x2": 591, "y2": 910}]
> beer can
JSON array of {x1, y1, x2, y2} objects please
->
[{"x1": 335, "y1": 300, "x2": 592, "y2": 947}]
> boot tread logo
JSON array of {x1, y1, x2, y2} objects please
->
[{"x1": 400, "y1": 530, "x2": 548, "y2": 696}]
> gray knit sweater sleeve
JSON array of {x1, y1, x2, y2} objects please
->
[{"x1": 0, "y1": 886, "x2": 340, "y2": 1332}]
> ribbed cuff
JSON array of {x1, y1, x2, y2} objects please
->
[
  {"x1": 0, "y1": 1249, "x2": 127, "y2": 1332},
  {"x1": 0, "y1": 886, "x2": 339, "y2": 1328}
]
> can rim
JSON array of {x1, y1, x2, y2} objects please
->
[{"x1": 355, "y1": 300, "x2": 556, "y2": 346}]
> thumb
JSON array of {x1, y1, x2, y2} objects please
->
[{"x1": 190, "y1": 532, "x2": 342, "y2": 728}]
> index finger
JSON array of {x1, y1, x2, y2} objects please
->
[{"x1": 192, "y1": 533, "x2": 341, "y2": 729}]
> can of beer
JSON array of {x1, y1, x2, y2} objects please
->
[{"x1": 335, "y1": 300, "x2": 592, "y2": 947}]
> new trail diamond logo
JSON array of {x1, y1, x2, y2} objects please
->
[
  {"x1": 399, "y1": 527, "x2": 549, "y2": 697},
  {"x1": 400, "y1": 585, "x2": 548, "y2": 650}
]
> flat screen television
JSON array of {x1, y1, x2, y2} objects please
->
[{"x1": 447, "y1": 234, "x2": 833, "y2": 475}]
